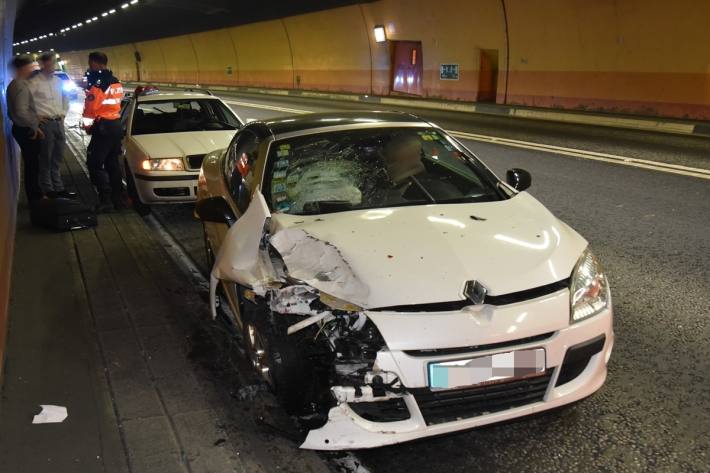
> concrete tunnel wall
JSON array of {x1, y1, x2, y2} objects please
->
[
  {"x1": 0, "y1": 0, "x2": 18, "y2": 380},
  {"x1": 60, "y1": 0, "x2": 710, "y2": 120}
]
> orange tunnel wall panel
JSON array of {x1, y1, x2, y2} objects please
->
[
  {"x1": 228, "y1": 21, "x2": 294, "y2": 89},
  {"x1": 284, "y1": 5, "x2": 372, "y2": 93},
  {"x1": 190, "y1": 29, "x2": 239, "y2": 86},
  {"x1": 59, "y1": 0, "x2": 710, "y2": 120},
  {"x1": 158, "y1": 36, "x2": 200, "y2": 85},
  {"x1": 134, "y1": 40, "x2": 167, "y2": 83}
]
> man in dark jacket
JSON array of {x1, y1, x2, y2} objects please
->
[
  {"x1": 7, "y1": 55, "x2": 44, "y2": 201},
  {"x1": 82, "y1": 51, "x2": 126, "y2": 212}
]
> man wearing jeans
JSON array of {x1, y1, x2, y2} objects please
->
[
  {"x1": 7, "y1": 55, "x2": 44, "y2": 201},
  {"x1": 30, "y1": 51, "x2": 72, "y2": 198}
]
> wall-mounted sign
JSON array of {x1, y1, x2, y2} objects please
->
[{"x1": 440, "y1": 64, "x2": 459, "y2": 80}]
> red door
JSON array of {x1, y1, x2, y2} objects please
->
[{"x1": 391, "y1": 41, "x2": 423, "y2": 96}]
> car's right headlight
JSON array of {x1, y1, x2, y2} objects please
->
[
  {"x1": 141, "y1": 158, "x2": 184, "y2": 171},
  {"x1": 570, "y1": 248, "x2": 609, "y2": 323}
]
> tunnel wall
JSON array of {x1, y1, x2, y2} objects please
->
[
  {"x1": 60, "y1": 0, "x2": 710, "y2": 120},
  {"x1": 0, "y1": 0, "x2": 18, "y2": 379}
]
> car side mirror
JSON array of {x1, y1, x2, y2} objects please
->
[
  {"x1": 506, "y1": 168, "x2": 532, "y2": 191},
  {"x1": 195, "y1": 197, "x2": 236, "y2": 225}
]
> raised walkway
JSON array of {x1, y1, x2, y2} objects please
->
[{"x1": 0, "y1": 142, "x2": 332, "y2": 472}]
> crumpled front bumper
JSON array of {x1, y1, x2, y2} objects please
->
[{"x1": 301, "y1": 306, "x2": 613, "y2": 450}]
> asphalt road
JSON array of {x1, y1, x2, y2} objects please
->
[{"x1": 150, "y1": 93, "x2": 710, "y2": 473}]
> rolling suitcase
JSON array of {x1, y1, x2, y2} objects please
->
[{"x1": 30, "y1": 197, "x2": 97, "y2": 232}]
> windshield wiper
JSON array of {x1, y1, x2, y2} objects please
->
[
  {"x1": 409, "y1": 176, "x2": 436, "y2": 204},
  {"x1": 205, "y1": 118, "x2": 237, "y2": 130},
  {"x1": 300, "y1": 200, "x2": 355, "y2": 215}
]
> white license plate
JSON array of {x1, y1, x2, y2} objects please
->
[{"x1": 428, "y1": 349, "x2": 546, "y2": 390}]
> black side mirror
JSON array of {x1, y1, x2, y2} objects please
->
[
  {"x1": 195, "y1": 197, "x2": 236, "y2": 225},
  {"x1": 506, "y1": 168, "x2": 532, "y2": 191}
]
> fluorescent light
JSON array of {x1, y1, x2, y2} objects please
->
[
  {"x1": 130, "y1": 0, "x2": 138, "y2": 4},
  {"x1": 121, "y1": 3, "x2": 129, "y2": 8},
  {"x1": 86, "y1": 19, "x2": 92, "y2": 23},
  {"x1": 373, "y1": 25, "x2": 387, "y2": 43},
  {"x1": 92, "y1": 16, "x2": 98, "y2": 20},
  {"x1": 109, "y1": 9, "x2": 116, "y2": 14},
  {"x1": 49, "y1": 33, "x2": 54, "y2": 36},
  {"x1": 71, "y1": 25, "x2": 77, "y2": 29},
  {"x1": 101, "y1": 12, "x2": 108, "y2": 17}
]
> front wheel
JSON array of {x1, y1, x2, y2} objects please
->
[
  {"x1": 124, "y1": 161, "x2": 151, "y2": 216},
  {"x1": 240, "y1": 301, "x2": 316, "y2": 413}
]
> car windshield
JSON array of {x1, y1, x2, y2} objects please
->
[
  {"x1": 263, "y1": 127, "x2": 504, "y2": 215},
  {"x1": 131, "y1": 99, "x2": 241, "y2": 135}
]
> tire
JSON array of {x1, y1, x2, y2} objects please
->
[
  {"x1": 241, "y1": 300, "x2": 316, "y2": 413},
  {"x1": 124, "y1": 161, "x2": 152, "y2": 216}
]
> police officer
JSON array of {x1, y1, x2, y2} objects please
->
[{"x1": 82, "y1": 51, "x2": 126, "y2": 212}]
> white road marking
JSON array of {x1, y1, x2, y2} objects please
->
[
  {"x1": 448, "y1": 130, "x2": 710, "y2": 180},
  {"x1": 223, "y1": 100, "x2": 310, "y2": 115},
  {"x1": 225, "y1": 99, "x2": 710, "y2": 180}
]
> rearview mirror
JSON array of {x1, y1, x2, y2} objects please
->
[
  {"x1": 506, "y1": 168, "x2": 532, "y2": 191},
  {"x1": 195, "y1": 197, "x2": 236, "y2": 225}
]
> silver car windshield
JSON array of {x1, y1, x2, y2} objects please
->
[{"x1": 263, "y1": 127, "x2": 504, "y2": 215}]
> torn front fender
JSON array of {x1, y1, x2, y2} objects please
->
[
  {"x1": 270, "y1": 228, "x2": 370, "y2": 308},
  {"x1": 209, "y1": 190, "x2": 279, "y2": 318}
]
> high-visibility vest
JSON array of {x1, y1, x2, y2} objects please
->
[{"x1": 82, "y1": 81, "x2": 123, "y2": 128}]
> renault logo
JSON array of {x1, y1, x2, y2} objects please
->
[{"x1": 464, "y1": 280, "x2": 487, "y2": 305}]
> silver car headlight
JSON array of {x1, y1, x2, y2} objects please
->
[
  {"x1": 140, "y1": 158, "x2": 185, "y2": 171},
  {"x1": 570, "y1": 248, "x2": 609, "y2": 323}
]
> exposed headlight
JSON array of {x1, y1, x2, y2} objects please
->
[
  {"x1": 141, "y1": 158, "x2": 184, "y2": 171},
  {"x1": 570, "y1": 248, "x2": 609, "y2": 323}
]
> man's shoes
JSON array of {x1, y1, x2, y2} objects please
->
[
  {"x1": 46, "y1": 190, "x2": 77, "y2": 199},
  {"x1": 112, "y1": 192, "x2": 131, "y2": 211},
  {"x1": 95, "y1": 195, "x2": 114, "y2": 214},
  {"x1": 56, "y1": 190, "x2": 77, "y2": 199}
]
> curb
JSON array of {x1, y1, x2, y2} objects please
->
[{"x1": 131, "y1": 82, "x2": 709, "y2": 138}]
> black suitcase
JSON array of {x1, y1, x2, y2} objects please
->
[{"x1": 30, "y1": 197, "x2": 97, "y2": 231}]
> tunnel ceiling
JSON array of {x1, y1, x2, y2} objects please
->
[{"x1": 14, "y1": 0, "x2": 368, "y2": 53}]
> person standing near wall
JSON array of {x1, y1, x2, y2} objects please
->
[
  {"x1": 29, "y1": 51, "x2": 73, "y2": 199},
  {"x1": 7, "y1": 55, "x2": 44, "y2": 202},
  {"x1": 82, "y1": 51, "x2": 126, "y2": 213}
]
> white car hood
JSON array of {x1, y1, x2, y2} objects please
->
[
  {"x1": 132, "y1": 131, "x2": 234, "y2": 159},
  {"x1": 270, "y1": 192, "x2": 587, "y2": 308}
]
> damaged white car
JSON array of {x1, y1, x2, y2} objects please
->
[{"x1": 196, "y1": 112, "x2": 614, "y2": 450}]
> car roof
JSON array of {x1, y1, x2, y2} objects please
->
[
  {"x1": 136, "y1": 91, "x2": 220, "y2": 102},
  {"x1": 261, "y1": 111, "x2": 429, "y2": 136}
]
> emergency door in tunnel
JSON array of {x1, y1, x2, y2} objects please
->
[
  {"x1": 477, "y1": 49, "x2": 499, "y2": 102},
  {"x1": 391, "y1": 41, "x2": 424, "y2": 96}
]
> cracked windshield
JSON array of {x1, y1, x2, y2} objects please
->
[{"x1": 265, "y1": 127, "x2": 503, "y2": 215}]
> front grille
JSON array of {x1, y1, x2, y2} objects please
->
[
  {"x1": 349, "y1": 398, "x2": 411, "y2": 422},
  {"x1": 187, "y1": 154, "x2": 206, "y2": 170},
  {"x1": 403, "y1": 332, "x2": 555, "y2": 357},
  {"x1": 410, "y1": 370, "x2": 553, "y2": 425},
  {"x1": 371, "y1": 279, "x2": 570, "y2": 312}
]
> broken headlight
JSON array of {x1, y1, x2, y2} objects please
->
[
  {"x1": 570, "y1": 248, "x2": 609, "y2": 323},
  {"x1": 318, "y1": 291, "x2": 362, "y2": 312}
]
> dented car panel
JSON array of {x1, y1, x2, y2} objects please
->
[
  {"x1": 209, "y1": 190, "x2": 276, "y2": 318},
  {"x1": 197, "y1": 112, "x2": 614, "y2": 450}
]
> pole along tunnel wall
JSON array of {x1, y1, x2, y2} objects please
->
[{"x1": 60, "y1": 0, "x2": 710, "y2": 120}]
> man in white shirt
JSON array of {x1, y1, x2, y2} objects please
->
[{"x1": 30, "y1": 52, "x2": 72, "y2": 198}]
